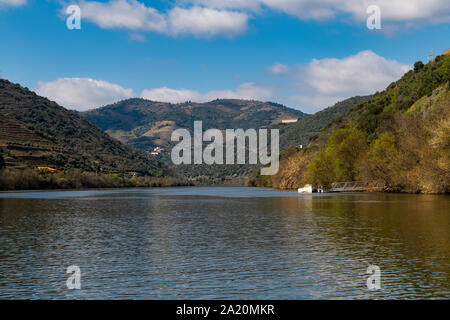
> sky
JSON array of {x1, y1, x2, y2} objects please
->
[{"x1": 0, "y1": 0, "x2": 449, "y2": 113}]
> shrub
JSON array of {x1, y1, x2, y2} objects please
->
[{"x1": 414, "y1": 61, "x2": 424, "y2": 72}]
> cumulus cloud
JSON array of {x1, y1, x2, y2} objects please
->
[
  {"x1": 73, "y1": 0, "x2": 248, "y2": 37},
  {"x1": 168, "y1": 7, "x2": 248, "y2": 37},
  {"x1": 35, "y1": 51, "x2": 409, "y2": 112},
  {"x1": 61, "y1": 0, "x2": 450, "y2": 38},
  {"x1": 337, "y1": 0, "x2": 450, "y2": 22},
  {"x1": 141, "y1": 83, "x2": 273, "y2": 103},
  {"x1": 288, "y1": 50, "x2": 411, "y2": 111},
  {"x1": 77, "y1": 0, "x2": 167, "y2": 32},
  {"x1": 188, "y1": 0, "x2": 450, "y2": 23},
  {"x1": 0, "y1": 0, "x2": 27, "y2": 7},
  {"x1": 36, "y1": 78, "x2": 272, "y2": 110},
  {"x1": 140, "y1": 87, "x2": 200, "y2": 103},
  {"x1": 36, "y1": 78, "x2": 134, "y2": 111},
  {"x1": 268, "y1": 63, "x2": 289, "y2": 75}
]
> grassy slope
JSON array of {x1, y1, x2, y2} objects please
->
[
  {"x1": 250, "y1": 54, "x2": 450, "y2": 193},
  {"x1": 0, "y1": 79, "x2": 163, "y2": 176},
  {"x1": 310, "y1": 55, "x2": 449, "y2": 149},
  {"x1": 274, "y1": 96, "x2": 371, "y2": 150},
  {"x1": 83, "y1": 98, "x2": 307, "y2": 150}
]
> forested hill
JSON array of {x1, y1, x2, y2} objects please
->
[
  {"x1": 275, "y1": 95, "x2": 371, "y2": 150},
  {"x1": 81, "y1": 93, "x2": 371, "y2": 184},
  {"x1": 250, "y1": 52, "x2": 450, "y2": 194},
  {"x1": 83, "y1": 98, "x2": 307, "y2": 152},
  {"x1": 0, "y1": 79, "x2": 163, "y2": 176}
]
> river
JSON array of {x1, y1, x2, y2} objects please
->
[{"x1": 0, "y1": 187, "x2": 449, "y2": 299}]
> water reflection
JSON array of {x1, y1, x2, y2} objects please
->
[{"x1": 0, "y1": 188, "x2": 449, "y2": 299}]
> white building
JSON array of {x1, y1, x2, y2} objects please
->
[{"x1": 282, "y1": 118, "x2": 298, "y2": 124}]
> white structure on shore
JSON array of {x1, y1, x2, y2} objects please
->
[
  {"x1": 298, "y1": 184, "x2": 324, "y2": 193},
  {"x1": 282, "y1": 118, "x2": 298, "y2": 124},
  {"x1": 298, "y1": 184, "x2": 313, "y2": 193}
]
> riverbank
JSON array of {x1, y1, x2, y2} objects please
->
[
  {"x1": 0, "y1": 168, "x2": 193, "y2": 191},
  {"x1": 247, "y1": 169, "x2": 449, "y2": 195}
]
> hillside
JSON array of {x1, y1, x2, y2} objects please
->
[
  {"x1": 0, "y1": 79, "x2": 163, "y2": 177},
  {"x1": 82, "y1": 96, "x2": 370, "y2": 184},
  {"x1": 82, "y1": 98, "x2": 309, "y2": 184},
  {"x1": 83, "y1": 98, "x2": 307, "y2": 152},
  {"x1": 249, "y1": 53, "x2": 450, "y2": 194},
  {"x1": 274, "y1": 95, "x2": 371, "y2": 150}
]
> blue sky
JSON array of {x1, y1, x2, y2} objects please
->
[{"x1": 1, "y1": 0, "x2": 449, "y2": 113}]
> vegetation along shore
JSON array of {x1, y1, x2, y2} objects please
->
[{"x1": 248, "y1": 53, "x2": 450, "y2": 194}]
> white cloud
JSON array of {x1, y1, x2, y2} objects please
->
[
  {"x1": 268, "y1": 63, "x2": 289, "y2": 75},
  {"x1": 0, "y1": 0, "x2": 26, "y2": 7},
  {"x1": 60, "y1": 0, "x2": 450, "y2": 38},
  {"x1": 185, "y1": 0, "x2": 261, "y2": 12},
  {"x1": 77, "y1": 0, "x2": 167, "y2": 32},
  {"x1": 74, "y1": 0, "x2": 248, "y2": 37},
  {"x1": 36, "y1": 78, "x2": 135, "y2": 111},
  {"x1": 338, "y1": 0, "x2": 450, "y2": 22},
  {"x1": 140, "y1": 87, "x2": 200, "y2": 103},
  {"x1": 168, "y1": 7, "x2": 248, "y2": 37},
  {"x1": 205, "y1": 82, "x2": 273, "y2": 101},
  {"x1": 36, "y1": 78, "x2": 272, "y2": 109},
  {"x1": 287, "y1": 50, "x2": 411, "y2": 111},
  {"x1": 135, "y1": 50, "x2": 410, "y2": 111},
  {"x1": 188, "y1": 0, "x2": 450, "y2": 23},
  {"x1": 141, "y1": 83, "x2": 272, "y2": 103},
  {"x1": 35, "y1": 51, "x2": 409, "y2": 112}
]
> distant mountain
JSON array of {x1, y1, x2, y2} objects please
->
[
  {"x1": 275, "y1": 96, "x2": 371, "y2": 150},
  {"x1": 83, "y1": 98, "x2": 308, "y2": 152},
  {"x1": 0, "y1": 79, "x2": 163, "y2": 176}
]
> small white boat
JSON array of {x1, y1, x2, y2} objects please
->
[
  {"x1": 298, "y1": 184, "x2": 325, "y2": 193},
  {"x1": 298, "y1": 184, "x2": 313, "y2": 193}
]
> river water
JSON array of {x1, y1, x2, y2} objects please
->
[{"x1": 0, "y1": 187, "x2": 449, "y2": 299}]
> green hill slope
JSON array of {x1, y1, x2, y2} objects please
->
[
  {"x1": 251, "y1": 53, "x2": 450, "y2": 193},
  {"x1": 275, "y1": 95, "x2": 371, "y2": 150},
  {"x1": 83, "y1": 98, "x2": 307, "y2": 151},
  {"x1": 82, "y1": 98, "x2": 308, "y2": 184},
  {"x1": 0, "y1": 79, "x2": 163, "y2": 176}
]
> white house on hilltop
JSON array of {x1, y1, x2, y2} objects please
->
[{"x1": 282, "y1": 118, "x2": 298, "y2": 124}]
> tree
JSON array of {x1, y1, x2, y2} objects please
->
[
  {"x1": 326, "y1": 127, "x2": 367, "y2": 181},
  {"x1": 307, "y1": 150, "x2": 335, "y2": 187},
  {"x1": 414, "y1": 61, "x2": 424, "y2": 72},
  {"x1": 306, "y1": 127, "x2": 367, "y2": 187},
  {"x1": 0, "y1": 149, "x2": 5, "y2": 169},
  {"x1": 440, "y1": 56, "x2": 450, "y2": 82},
  {"x1": 364, "y1": 132, "x2": 399, "y2": 185}
]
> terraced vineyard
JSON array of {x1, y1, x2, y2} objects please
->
[{"x1": 0, "y1": 79, "x2": 163, "y2": 176}]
